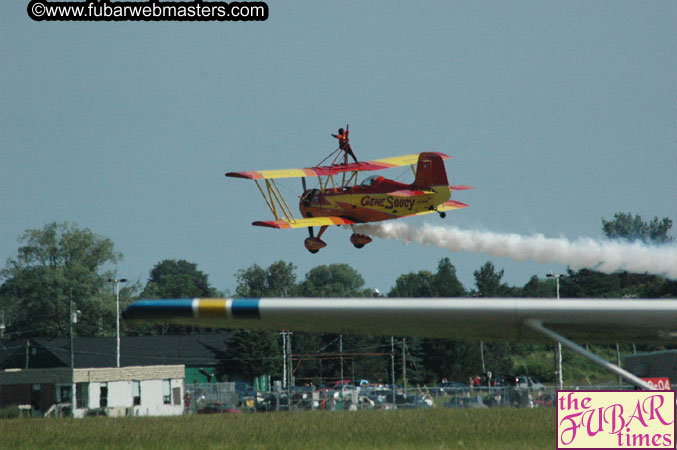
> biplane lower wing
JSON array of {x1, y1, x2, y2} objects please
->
[
  {"x1": 253, "y1": 217, "x2": 356, "y2": 229},
  {"x1": 253, "y1": 201, "x2": 467, "y2": 228},
  {"x1": 437, "y1": 200, "x2": 469, "y2": 211},
  {"x1": 226, "y1": 152, "x2": 450, "y2": 180}
]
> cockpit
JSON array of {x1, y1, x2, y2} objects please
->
[{"x1": 360, "y1": 175, "x2": 384, "y2": 187}]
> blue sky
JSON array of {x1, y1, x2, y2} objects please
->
[{"x1": 2, "y1": 1, "x2": 676, "y2": 295}]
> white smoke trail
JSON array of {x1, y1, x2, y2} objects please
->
[{"x1": 355, "y1": 222, "x2": 677, "y2": 279}]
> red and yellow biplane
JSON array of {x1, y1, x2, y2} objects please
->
[{"x1": 226, "y1": 150, "x2": 472, "y2": 253}]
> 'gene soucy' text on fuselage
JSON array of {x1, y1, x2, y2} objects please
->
[{"x1": 359, "y1": 195, "x2": 416, "y2": 210}]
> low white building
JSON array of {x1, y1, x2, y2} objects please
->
[{"x1": 0, "y1": 365, "x2": 185, "y2": 418}]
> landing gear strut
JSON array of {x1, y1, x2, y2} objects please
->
[{"x1": 429, "y1": 206, "x2": 446, "y2": 219}]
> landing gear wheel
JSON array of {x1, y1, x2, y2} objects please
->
[
  {"x1": 349, "y1": 233, "x2": 372, "y2": 248},
  {"x1": 430, "y1": 206, "x2": 447, "y2": 219},
  {"x1": 304, "y1": 237, "x2": 327, "y2": 253}
]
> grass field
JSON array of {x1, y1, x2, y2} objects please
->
[{"x1": 0, "y1": 408, "x2": 556, "y2": 449}]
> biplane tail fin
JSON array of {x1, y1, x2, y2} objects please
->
[{"x1": 413, "y1": 152, "x2": 449, "y2": 188}]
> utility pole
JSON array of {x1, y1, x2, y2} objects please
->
[
  {"x1": 107, "y1": 278, "x2": 127, "y2": 368},
  {"x1": 480, "y1": 341, "x2": 486, "y2": 373},
  {"x1": 390, "y1": 336, "x2": 395, "y2": 406},
  {"x1": 402, "y1": 338, "x2": 407, "y2": 398},
  {"x1": 616, "y1": 343, "x2": 622, "y2": 384},
  {"x1": 281, "y1": 331, "x2": 287, "y2": 389},
  {"x1": 70, "y1": 297, "x2": 74, "y2": 369},
  {"x1": 547, "y1": 273, "x2": 564, "y2": 390},
  {"x1": 339, "y1": 334, "x2": 344, "y2": 382},
  {"x1": 286, "y1": 331, "x2": 293, "y2": 411}
]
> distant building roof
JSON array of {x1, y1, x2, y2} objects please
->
[
  {"x1": 0, "y1": 333, "x2": 233, "y2": 370},
  {"x1": 625, "y1": 349, "x2": 677, "y2": 380}
]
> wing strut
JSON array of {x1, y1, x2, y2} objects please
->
[
  {"x1": 254, "y1": 179, "x2": 296, "y2": 222},
  {"x1": 525, "y1": 320, "x2": 652, "y2": 390}
]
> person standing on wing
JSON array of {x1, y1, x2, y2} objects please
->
[{"x1": 331, "y1": 126, "x2": 358, "y2": 164}]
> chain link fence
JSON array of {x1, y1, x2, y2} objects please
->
[
  {"x1": 184, "y1": 382, "x2": 643, "y2": 414},
  {"x1": 185, "y1": 382, "x2": 239, "y2": 414}
]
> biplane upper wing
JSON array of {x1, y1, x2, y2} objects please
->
[
  {"x1": 226, "y1": 152, "x2": 450, "y2": 180},
  {"x1": 252, "y1": 217, "x2": 356, "y2": 229}
]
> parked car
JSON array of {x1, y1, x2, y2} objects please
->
[
  {"x1": 365, "y1": 387, "x2": 393, "y2": 406},
  {"x1": 528, "y1": 377, "x2": 544, "y2": 391},
  {"x1": 435, "y1": 381, "x2": 467, "y2": 394},
  {"x1": 234, "y1": 381, "x2": 263, "y2": 406},
  {"x1": 197, "y1": 403, "x2": 242, "y2": 414},
  {"x1": 444, "y1": 396, "x2": 487, "y2": 409},
  {"x1": 516, "y1": 376, "x2": 545, "y2": 391},
  {"x1": 234, "y1": 381, "x2": 258, "y2": 397},
  {"x1": 331, "y1": 379, "x2": 354, "y2": 389},
  {"x1": 493, "y1": 375, "x2": 518, "y2": 387}
]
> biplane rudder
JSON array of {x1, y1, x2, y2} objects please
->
[
  {"x1": 412, "y1": 152, "x2": 451, "y2": 206},
  {"x1": 413, "y1": 152, "x2": 449, "y2": 188}
]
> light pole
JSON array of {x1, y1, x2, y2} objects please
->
[
  {"x1": 108, "y1": 278, "x2": 127, "y2": 368},
  {"x1": 546, "y1": 273, "x2": 564, "y2": 390},
  {"x1": 390, "y1": 336, "x2": 395, "y2": 407},
  {"x1": 339, "y1": 334, "x2": 344, "y2": 383}
]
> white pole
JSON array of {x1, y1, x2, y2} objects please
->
[
  {"x1": 70, "y1": 298, "x2": 74, "y2": 369},
  {"x1": 287, "y1": 331, "x2": 292, "y2": 411},
  {"x1": 116, "y1": 281, "x2": 120, "y2": 368},
  {"x1": 402, "y1": 338, "x2": 407, "y2": 398},
  {"x1": 281, "y1": 331, "x2": 287, "y2": 389},
  {"x1": 390, "y1": 336, "x2": 395, "y2": 406},
  {"x1": 547, "y1": 273, "x2": 564, "y2": 390},
  {"x1": 339, "y1": 334, "x2": 344, "y2": 383},
  {"x1": 480, "y1": 340, "x2": 486, "y2": 373},
  {"x1": 616, "y1": 343, "x2": 622, "y2": 384},
  {"x1": 556, "y1": 276, "x2": 563, "y2": 390},
  {"x1": 108, "y1": 278, "x2": 126, "y2": 368}
]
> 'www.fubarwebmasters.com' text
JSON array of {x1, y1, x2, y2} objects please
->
[{"x1": 27, "y1": 0, "x2": 268, "y2": 22}]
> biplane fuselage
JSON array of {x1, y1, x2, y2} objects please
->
[
  {"x1": 299, "y1": 176, "x2": 452, "y2": 223},
  {"x1": 226, "y1": 152, "x2": 471, "y2": 253}
]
